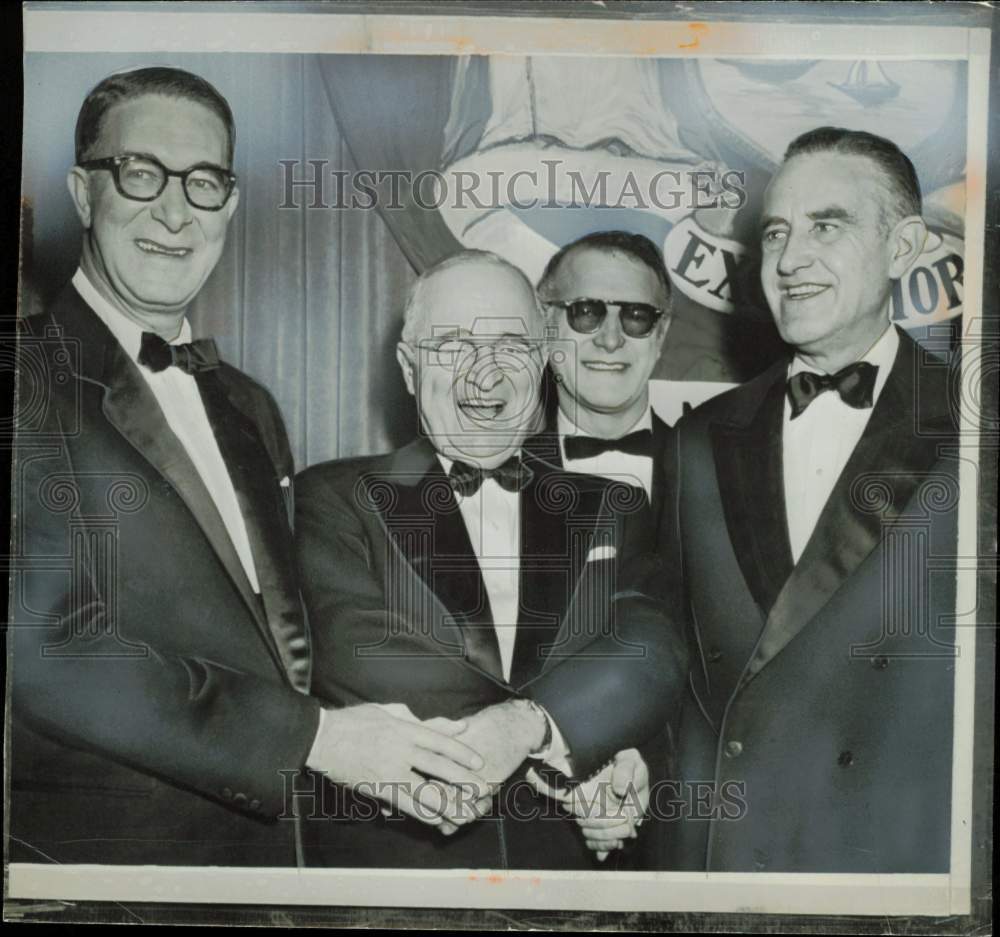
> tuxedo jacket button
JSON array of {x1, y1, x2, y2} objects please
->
[
  {"x1": 249, "y1": 798, "x2": 262, "y2": 811},
  {"x1": 724, "y1": 740, "x2": 743, "y2": 758},
  {"x1": 233, "y1": 792, "x2": 248, "y2": 805},
  {"x1": 706, "y1": 648, "x2": 722, "y2": 663},
  {"x1": 838, "y1": 750, "x2": 854, "y2": 767}
]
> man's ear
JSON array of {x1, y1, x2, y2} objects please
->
[
  {"x1": 888, "y1": 215, "x2": 928, "y2": 279},
  {"x1": 654, "y1": 307, "x2": 674, "y2": 357},
  {"x1": 67, "y1": 167, "x2": 93, "y2": 229},
  {"x1": 223, "y1": 185, "x2": 240, "y2": 226},
  {"x1": 396, "y1": 342, "x2": 416, "y2": 397}
]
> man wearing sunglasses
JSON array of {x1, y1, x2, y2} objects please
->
[
  {"x1": 295, "y1": 250, "x2": 688, "y2": 869},
  {"x1": 531, "y1": 232, "x2": 674, "y2": 529},
  {"x1": 9, "y1": 66, "x2": 484, "y2": 867}
]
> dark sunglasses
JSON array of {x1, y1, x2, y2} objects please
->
[{"x1": 547, "y1": 298, "x2": 666, "y2": 339}]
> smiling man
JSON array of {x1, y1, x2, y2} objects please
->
[
  {"x1": 295, "y1": 250, "x2": 688, "y2": 869},
  {"x1": 654, "y1": 127, "x2": 960, "y2": 872},
  {"x1": 9, "y1": 67, "x2": 487, "y2": 867},
  {"x1": 530, "y1": 232, "x2": 674, "y2": 525}
]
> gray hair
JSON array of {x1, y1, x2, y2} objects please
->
[
  {"x1": 783, "y1": 126, "x2": 922, "y2": 229},
  {"x1": 400, "y1": 250, "x2": 545, "y2": 345}
]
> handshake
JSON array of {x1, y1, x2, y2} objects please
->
[{"x1": 306, "y1": 699, "x2": 648, "y2": 860}]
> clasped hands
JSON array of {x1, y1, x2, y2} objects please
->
[{"x1": 308, "y1": 700, "x2": 648, "y2": 858}]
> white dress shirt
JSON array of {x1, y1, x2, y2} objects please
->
[
  {"x1": 73, "y1": 268, "x2": 261, "y2": 593},
  {"x1": 437, "y1": 454, "x2": 571, "y2": 772},
  {"x1": 782, "y1": 325, "x2": 899, "y2": 564},
  {"x1": 559, "y1": 404, "x2": 655, "y2": 499}
]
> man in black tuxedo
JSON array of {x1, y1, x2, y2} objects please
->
[
  {"x1": 528, "y1": 231, "x2": 674, "y2": 527},
  {"x1": 295, "y1": 250, "x2": 688, "y2": 869},
  {"x1": 8, "y1": 67, "x2": 487, "y2": 867},
  {"x1": 653, "y1": 127, "x2": 960, "y2": 872}
]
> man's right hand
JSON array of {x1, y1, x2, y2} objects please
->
[{"x1": 306, "y1": 703, "x2": 493, "y2": 832}]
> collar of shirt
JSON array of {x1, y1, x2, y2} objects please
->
[
  {"x1": 72, "y1": 267, "x2": 192, "y2": 363},
  {"x1": 786, "y1": 324, "x2": 899, "y2": 412},
  {"x1": 557, "y1": 402, "x2": 654, "y2": 457}
]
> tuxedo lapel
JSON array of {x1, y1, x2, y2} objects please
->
[
  {"x1": 709, "y1": 363, "x2": 795, "y2": 616},
  {"x1": 649, "y1": 412, "x2": 671, "y2": 529},
  {"x1": 510, "y1": 457, "x2": 582, "y2": 685},
  {"x1": 531, "y1": 463, "x2": 622, "y2": 678},
  {"x1": 195, "y1": 370, "x2": 311, "y2": 692},
  {"x1": 55, "y1": 288, "x2": 291, "y2": 682},
  {"x1": 98, "y1": 343, "x2": 264, "y2": 608},
  {"x1": 369, "y1": 442, "x2": 503, "y2": 681},
  {"x1": 744, "y1": 331, "x2": 956, "y2": 680}
]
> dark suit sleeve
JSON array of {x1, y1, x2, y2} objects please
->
[
  {"x1": 521, "y1": 485, "x2": 690, "y2": 779},
  {"x1": 9, "y1": 367, "x2": 321, "y2": 820}
]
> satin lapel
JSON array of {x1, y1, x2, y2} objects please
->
[
  {"x1": 745, "y1": 332, "x2": 955, "y2": 679},
  {"x1": 710, "y1": 370, "x2": 795, "y2": 616},
  {"x1": 195, "y1": 370, "x2": 310, "y2": 691},
  {"x1": 649, "y1": 412, "x2": 672, "y2": 530},
  {"x1": 521, "y1": 409, "x2": 564, "y2": 469},
  {"x1": 534, "y1": 466, "x2": 619, "y2": 678},
  {"x1": 511, "y1": 458, "x2": 580, "y2": 685},
  {"x1": 370, "y1": 449, "x2": 503, "y2": 681},
  {"x1": 98, "y1": 344, "x2": 279, "y2": 663}
]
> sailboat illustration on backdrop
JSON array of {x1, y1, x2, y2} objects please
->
[{"x1": 829, "y1": 61, "x2": 900, "y2": 107}]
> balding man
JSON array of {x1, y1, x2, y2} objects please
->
[{"x1": 295, "y1": 250, "x2": 688, "y2": 870}]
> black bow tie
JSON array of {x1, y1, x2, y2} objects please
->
[
  {"x1": 564, "y1": 428, "x2": 653, "y2": 461},
  {"x1": 138, "y1": 331, "x2": 221, "y2": 374},
  {"x1": 787, "y1": 361, "x2": 878, "y2": 419},
  {"x1": 447, "y1": 455, "x2": 533, "y2": 498}
]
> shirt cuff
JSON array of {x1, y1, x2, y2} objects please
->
[{"x1": 528, "y1": 705, "x2": 573, "y2": 777}]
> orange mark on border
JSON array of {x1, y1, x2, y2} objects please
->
[
  {"x1": 466, "y1": 873, "x2": 544, "y2": 886},
  {"x1": 679, "y1": 22, "x2": 709, "y2": 50}
]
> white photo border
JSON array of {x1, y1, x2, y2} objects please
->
[{"x1": 8, "y1": 3, "x2": 994, "y2": 920}]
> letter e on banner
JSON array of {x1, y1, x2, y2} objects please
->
[{"x1": 664, "y1": 215, "x2": 749, "y2": 314}]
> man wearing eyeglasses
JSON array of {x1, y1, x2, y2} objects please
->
[
  {"x1": 9, "y1": 66, "x2": 487, "y2": 867},
  {"x1": 529, "y1": 231, "x2": 674, "y2": 528},
  {"x1": 295, "y1": 250, "x2": 688, "y2": 869}
]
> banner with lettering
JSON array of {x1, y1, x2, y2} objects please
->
[{"x1": 436, "y1": 55, "x2": 967, "y2": 390}]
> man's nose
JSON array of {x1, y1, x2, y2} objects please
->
[
  {"x1": 593, "y1": 306, "x2": 626, "y2": 352},
  {"x1": 775, "y1": 230, "x2": 813, "y2": 277},
  {"x1": 150, "y1": 177, "x2": 194, "y2": 233},
  {"x1": 464, "y1": 345, "x2": 504, "y2": 391}
]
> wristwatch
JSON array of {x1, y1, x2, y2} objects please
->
[{"x1": 522, "y1": 699, "x2": 552, "y2": 756}]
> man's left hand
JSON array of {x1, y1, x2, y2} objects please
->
[
  {"x1": 527, "y1": 748, "x2": 649, "y2": 861},
  {"x1": 457, "y1": 700, "x2": 547, "y2": 792}
]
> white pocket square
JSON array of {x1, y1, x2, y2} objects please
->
[
  {"x1": 279, "y1": 476, "x2": 291, "y2": 488},
  {"x1": 586, "y1": 544, "x2": 616, "y2": 562}
]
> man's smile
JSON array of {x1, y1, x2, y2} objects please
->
[
  {"x1": 780, "y1": 283, "x2": 830, "y2": 301},
  {"x1": 581, "y1": 360, "x2": 630, "y2": 372},
  {"x1": 135, "y1": 238, "x2": 193, "y2": 258},
  {"x1": 457, "y1": 397, "x2": 508, "y2": 420}
]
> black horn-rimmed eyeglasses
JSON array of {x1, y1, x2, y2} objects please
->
[{"x1": 78, "y1": 153, "x2": 237, "y2": 211}]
